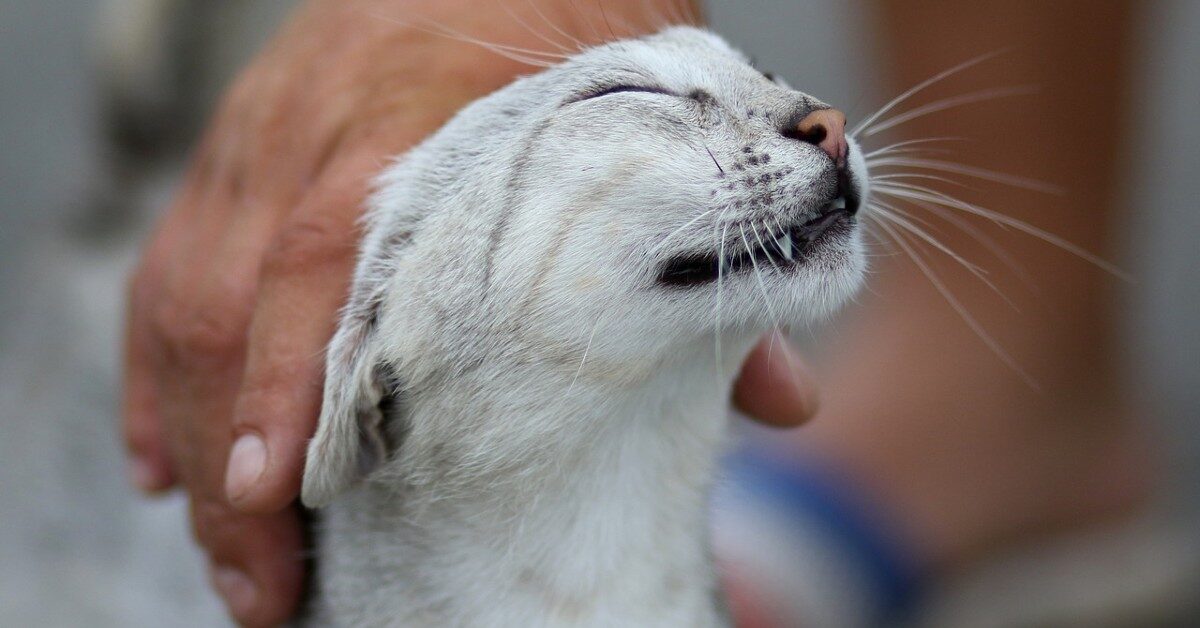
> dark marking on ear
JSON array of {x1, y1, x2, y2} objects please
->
[
  {"x1": 363, "y1": 294, "x2": 382, "y2": 329},
  {"x1": 371, "y1": 362, "x2": 409, "y2": 467}
]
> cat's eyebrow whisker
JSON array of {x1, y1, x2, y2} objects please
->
[
  {"x1": 873, "y1": 217, "x2": 1038, "y2": 388},
  {"x1": 597, "y1": 0, "x2": 619, "y2": 40},
  {"x1": 862, "y1": 85, "x2": 1039, "y2": 137},
  {"x1": 416, "y1": 17, "x2": 571, "y2": 58},
  {"x1": 863, "y1": 137, "x2": 966, "y2": 160},
  {"x1": 871, "y1": 202, "x2": 1020, "y2": 310},
  {"x1": 851, "y1": 49, "x2": 1010, "y2": 139},
  {"x1": 370, "y1": 13, "x2": 568, "y2": 67},
  {"x1": 873, "y1": 182, "x2": 1130, "y2": 280},
  {"x1": 675, "y1": 0, "x2": 702, "y2": 26},
  {"x1": 641, "y1": 1, "x2": 677, "y2": 30},
  {"x1": 496, "y1": 0, "x2": 577, "y2": 54},
  {"x1": 566, "y1": 0, "x2": 605, "y2": 44},
  {"x1": 866, "y1": 157, "x2": 1063, "y2": 194},
  {"x1": 523, "y1": 0, "x2": 588, "y2": 52}
]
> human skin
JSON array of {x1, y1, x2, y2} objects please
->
[{"x1": 120, "y1": 1, "x2": 816, "y2": 625}]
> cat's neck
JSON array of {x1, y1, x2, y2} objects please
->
[{"x1": 315, "y1": 336, "x2": 756, "y2": 627}]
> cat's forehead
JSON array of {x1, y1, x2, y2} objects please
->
[{"x1": 570, "y1": 26, "x2": 763, "y2": 89}]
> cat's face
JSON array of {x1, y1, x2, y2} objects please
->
[
  {"x1": 473, "y1": 27, "x2": 869, "y2": 353},
  {"x1": 302, "y1": 27, "x2": 870, "y2": 506}
]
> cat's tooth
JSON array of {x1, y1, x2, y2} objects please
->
[{"x1": 778, "y1": 234, "x2": 793, "y2": 260}]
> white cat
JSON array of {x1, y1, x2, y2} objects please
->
[{"x1": 301, "y1": 26, "x2": 869, "y2": 627}]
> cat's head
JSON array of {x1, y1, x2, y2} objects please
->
[{"x1": 302, "y1": 27, "x2": 869, "y2": 505}]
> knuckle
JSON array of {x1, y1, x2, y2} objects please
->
[
  {"x1": 152, "y1": 295, "x2": 247, "y2": 364},
  {"x1": 189, "y1": 497, "x2": 245, "y2": 551},
  {"x1": 262, "y1": 219, "x2": 352, "y2": 278}
]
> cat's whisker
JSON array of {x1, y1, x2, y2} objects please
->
[
  {"x1": 862, "y1": 85, "x2": 1039, "y2": 137},
  {"x1": 872, "y1": 217, "x2": 1037, "y2": 388},
  {"x1": 750, "y1": 221, "x2": 791, "y2": 371},
  {"x1": 874, "y1": 190, "x2": 1034, "y2": 285},
  {"x1": 648, "y1": 207, "x2": 717, "y2": 255},
  {"x1": 751, "y1": 220, "x2": 782, "y2": 272},
  {"x1": 864, "y1": 146, "x2": 957, "y2": 160},
  {"x1": 861, "y1": 221, "x2": 899, "y2": 258},
  {"x1": 741, "y1": 224, "x2": 783, "y2": 338},
  {"x1": 873, "y1": 182, "x2": 1130, "y2": 280},
  {"x1": 566, "y1": 318, "x2": 602, "y2": 395},
  {"x1": 713, "y1": 212, "x2": 731, "y2": 378},
  {"x1": 772, "y1": 217, "x2": 790, "y2": 260},
  {"x1": 863, "y1": 137, "x2": 965, "y2": 160},
  {"x1": 851, "y1": 49, "x2": 1009, "y2": 138},
  {"x1": 871, "y1": 172, "x2": 973, "y2": 189},
  {"x1": 866, "y1": 157, "x2": 1063, "y2": 194},
  {"x1": 871, "y1": 202, "x2": 1020, "y2": 310}
]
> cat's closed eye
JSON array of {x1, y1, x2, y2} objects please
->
[{"x1": 573, "y1": 84, "x2": 678, "y2": 103}]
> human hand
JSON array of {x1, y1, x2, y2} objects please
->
[{"x1": 121, "y1": 1, "x2": 815, "y2": 625}]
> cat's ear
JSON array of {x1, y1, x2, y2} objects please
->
[{"x1": 301, "y1": 306, "x2": 405, "y2": 508}]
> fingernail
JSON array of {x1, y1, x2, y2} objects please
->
[
  {"x1": 225, "y1": 433, "x2": 267, "y2": 502},
  {"x1": 128, "y1": 458, "x2": 160, "y2": 492},
  {"x1": 211, "y1": 565, "x2": 258, "y2": 618}
]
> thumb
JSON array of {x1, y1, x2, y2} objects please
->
[{"x1": 733, "y1": 330, "x2": 820, "y2": 428}]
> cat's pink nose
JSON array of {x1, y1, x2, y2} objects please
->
[{"x1": 792, "y1": 108, "x2": 848, "y2": 168}]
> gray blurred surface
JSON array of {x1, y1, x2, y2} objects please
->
[{"x1": 0, "y1": 1, "x2": 1196, "y2": 626}]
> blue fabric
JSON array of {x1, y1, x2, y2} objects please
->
[{"x1": 722, "y1": 448, "x2": 925, "y2": 624}]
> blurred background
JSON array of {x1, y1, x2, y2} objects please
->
[{"x1": 1, "y1": 0, "x2": 1197, "y2": 626}]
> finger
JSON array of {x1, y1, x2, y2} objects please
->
[
  {"x1": 733, "y1": 330, "x2": 820, "y2": 428},
  {"x1": 122, "y1": 272, "x2": 177, "y2": 492},
  {"x1": 193, "y1": 498, "x2": 307, "y2": 627},
  {"x1": 225, "y1": 150, "x2": 378, "y2": 513},
  {"x1": 157, "y1": 333, "x2": 305, "y2": 626},
  {"x1": 122, "y1": 209, "x2": 193, "y2": 493}
]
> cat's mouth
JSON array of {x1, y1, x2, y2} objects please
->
[{"x1": 657, "y1": 192, "x2": 858, "y2": 288}]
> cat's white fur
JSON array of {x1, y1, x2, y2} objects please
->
[{"x1": 301, "y1": 27, "x2": 869, "y2": 627}]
